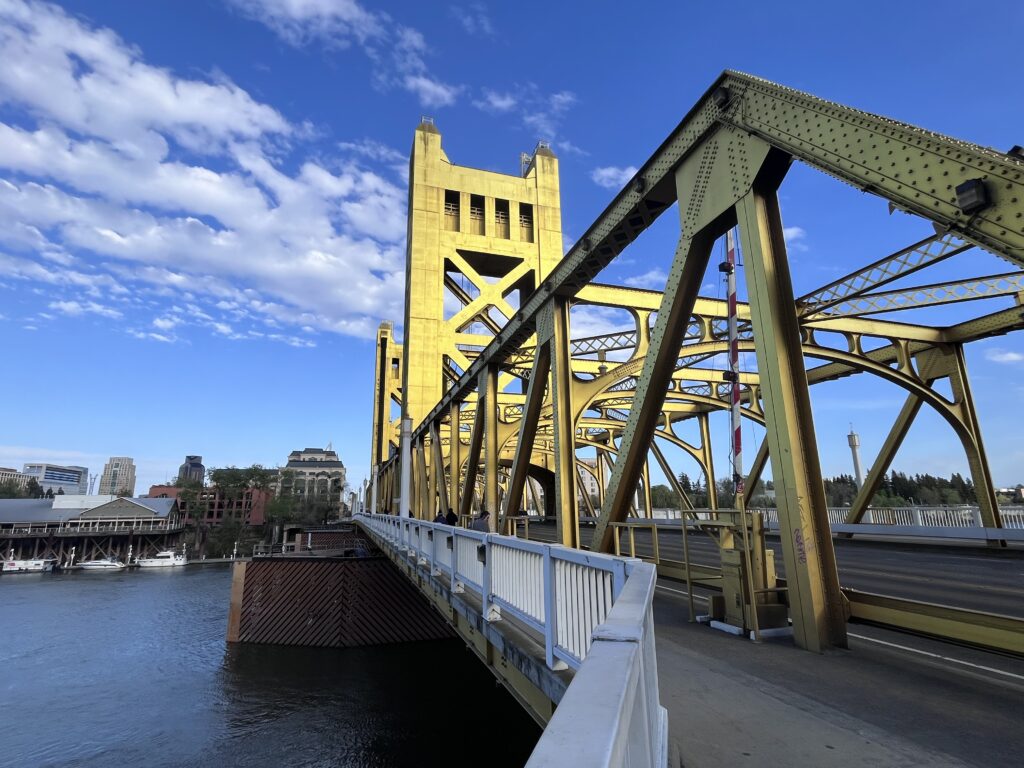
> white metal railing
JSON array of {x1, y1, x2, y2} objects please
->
[
  {"x1": 526, "y1": 557, "x2": 666, "y2": 768},
  {"x1": 0, "y1": 517, "x2": 184, "y2": 535},
  {"x1": 646, "y1": 506, "x2": 1024, "y2": 531},
  {"x1": 356, "y1": 512, "x2": 666, "y2": 767},
  {"x1": 357, "y1": 513, "x2": 632, "y2": 670}
]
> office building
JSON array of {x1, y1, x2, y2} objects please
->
[
  {"x1": 22, "y1": 463, "x2": 88, "y2": 495},
  {"x1": 177, "y1": 455, "x2": 206, "y2": 485},
  {"x1": 98, "y1": 456, "x2": 137, "y2": 496}
]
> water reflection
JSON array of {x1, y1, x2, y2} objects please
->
[{"x1": 0, "y1": 566, "x2": 539, "y2": 767}]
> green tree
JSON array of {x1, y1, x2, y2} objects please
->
[
  {"x1": 25, "y1": 478, "x2": 42, "y2": 498},
  {"x1": 649, "y1": 484, "x2": 680, "y2": 509},
  {"x1": 0, "y1": 479, "x2": 25, "y2": 499}
]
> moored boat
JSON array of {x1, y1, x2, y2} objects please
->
[
  {"x1": 77, "y1": 557, "x2": 127, "y2": 571},
  {"x1": 136, "y1": 547, "x2": 188, "y2": 568},
  {"x1": 3, "y1": 549, "x2": 57, "y2": 573}
]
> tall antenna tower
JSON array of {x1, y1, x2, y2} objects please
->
[
  {"x1": 848, "y1": 425, "x2": 865, "y2": 489},
  {"x1": 88, "y1": 473, "x2": 98, "y2": 495}
]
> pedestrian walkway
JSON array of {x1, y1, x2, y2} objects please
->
[{"x1": 652, "y1": 589, "x2": 1023, "y2": 767}]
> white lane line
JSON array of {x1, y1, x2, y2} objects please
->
[
  {"x1": 655, "y1": 584, "x2": 708, "y2": 602},
  {"x1": 848, "y1": 632, "x2": 1024, "y2": 683}
]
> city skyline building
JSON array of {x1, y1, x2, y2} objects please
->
[
  {"x1": 276, "y1": 448, "x2": 347, "y2": 513},
  {"x1": 177, "y1": 455, "x2": 206, "y2": 485},
  {"x1": 98, "y1": 456, "x2": 137, "y2": 496},
  {"x1": 21, "y1": 463, "x2": 89, "y2": 495},
  {"x1": 0, "y1": 467, "x2": 29, "y2": 491}
]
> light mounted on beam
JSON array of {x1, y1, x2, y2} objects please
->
[{"x1": 955, "y1": 178, "x2": 990, "y2": 215}]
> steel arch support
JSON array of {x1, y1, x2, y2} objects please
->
[
  {"x1": 448, "y1": 402, "x2": 461, "y2": 516},
  {"x1": 593, "y1": 228, "x2": 716, "y2": 554},
  {"x1": 737, "y1": 184, "x2": 848, "y2": 652},
  {"x1": 482, "y1": 365, "x2": 500, "y2": 530},
  {"x1": 500, "y1": 343, "x2": 551, "y2": 530}
]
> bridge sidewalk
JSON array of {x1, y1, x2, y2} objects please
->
[{"x1": 653, "y1": 591, "x2": 1022, "y2": 768}]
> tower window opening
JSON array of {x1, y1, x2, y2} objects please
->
[
  {"x1": 495, "y1": 199, "x2": 510, "y2": 239},
  {"x1": 469, "y1": 194, "x2": 485, "y2": 236},
  {"x1": 444, "y1": 190, "x2": 460, "y2": 232},
  {"x1": 519, "y1": 202, "x2": 534, "y2": 243}
]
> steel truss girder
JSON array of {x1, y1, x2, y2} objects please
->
[{"x1": 805, "y1": 271, "x2": 1024, "y2": 318}]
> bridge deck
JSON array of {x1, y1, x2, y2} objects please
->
[
  {"x1": 653, "y1": 589, "x2": 1024, "y2": 767},
  {"x1": 519, "y1": 520, "x2": 1024, "y2": 765}
]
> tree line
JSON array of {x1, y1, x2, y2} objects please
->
[{"x1": 643, "y1": 470, "x2": 984, "y2": 510}]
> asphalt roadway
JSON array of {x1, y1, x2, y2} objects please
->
[
  {"x1": 524, "y1": 521, "x2": 1024, "y2": 619},
  {"x1": 523, "y1": 520, "x2": 1024, "y2": 766}
]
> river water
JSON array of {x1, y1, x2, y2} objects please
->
[{"x1": 0, "y1": 565, "x2": 539, "y2": 767}]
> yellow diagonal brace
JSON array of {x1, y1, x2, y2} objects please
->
[{"x1": 738, "y1": 184, "x2": 847, "y2": 652}]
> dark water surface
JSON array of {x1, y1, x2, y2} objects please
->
[{"x1": 0, "y1": 566, "x2": 539, "y2": 767}]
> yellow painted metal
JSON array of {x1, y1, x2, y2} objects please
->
[
  {"x1": 500, "y1": 344, "x2": 551, "y2": 531},
  {"x1": 482, "y1": 364, "x2": 500, "y2": 530},
  {"x1": 368, "y1": 73, "x2": 1024, "y2": 654},
  {"x1": 448, "y1": 402, "x2": 461, "y2": 516},
  {"x1": 737, "y1": 184, "x2": 847, "y2": 652},
  {"x1": 548, "y1": 298, "x2": 579, "y2": 547},
  {"x1": 844, "y1": 590, "x2": 1024, "y2": 656}
]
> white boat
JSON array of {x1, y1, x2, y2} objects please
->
[
  {"x1": 77, "y1": 557, "x2": 127, "y2": 571},
  {"x1": 2, "y1": 551, "x2": 57, "y2": 573},
  {"x1": 136, "y1": 548, "x2": 188, "y2": 568}
]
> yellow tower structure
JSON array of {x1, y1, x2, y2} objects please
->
[{"x1": 401, "y1": 119, "x2": 563, "y2": 428}]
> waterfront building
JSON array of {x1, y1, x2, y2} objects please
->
[
  {"x1": 275, "y1": 448, "x2": 347, "y2": 516},
  {"x1": 177, "y1": 455, "x2": 206, "y2": 484},
  {"x1": 0, "y1": 494, "x2": 182, "y2": 563},
  {"x1": 0, "y1": 467, "x2": 29, "y2": 491},
  {"x1": 147, "y1": 484, "x2": 268, "y2": 526},
  {"x1": 22, "y1": 463, "x2": 88, "y2": 495},
  {"x1": 98, "y1": 456, "x2": 136, "y2": 496}
]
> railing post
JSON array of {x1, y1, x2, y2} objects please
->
[
  {"x1": 453, "y1": 530, "x2": 463, "y2": 593},
  {"x1": 543, "y1": 545, "x2": 556, "y2": 668},
  {"x1": 481, "y1": 534, "x2": 500, "y2": 621}
]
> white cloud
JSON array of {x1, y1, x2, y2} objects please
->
[
  {"x1": 624, "y1": 269, "x2": 667, "y2": 290},
  {"x1": 229, "y1": 0, "x2": 460, "y2": 108},
  {"x1": 403, "y1": 74, "x2": 459, "y2": 108},
  {"x1": 0, "y1": 0, "x2": 407, "y2": 343},
  {"x1": 338, "y1": 138, "x2": 404, "y2": 164},
  {"x1": 227, "y1": 0, "x2": 384, "y2": 46},
  {"x1": 152, "y1": 316, "x2": 180, "y2": 331},
  {"x1": 475, "y1": 90, "x2": 516, "y2": 113},
  {"x1": 985, "y1": 348, "x2": 1024, "y2": 364},
  {"x1": 48, "y1": 300, "x2": 122, "y2": 319},
  {"x1": 783, "y1": 226, "x2": 808, "y2": 252},
  {"x1": 473, "y1": 84, "x2": 578, "y2": 145},
  {"x1": 591, "y1": 165, "x2": 638, "y2": 189},
  {"x1": 450, "y1": 4, "x2": 494, "y2": 36}
]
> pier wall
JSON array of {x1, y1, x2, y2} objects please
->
[{"x1": 226, "y1": 555, "x2": 455, "y2": 647}]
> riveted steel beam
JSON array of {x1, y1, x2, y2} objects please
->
[{"x1": 738, "y1": 182, "x2": 847, "y2": 652}]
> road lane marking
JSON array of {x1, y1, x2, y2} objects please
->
[
  {"x1": 655, "y1": 584, "x2": 709, "y2": 602},
  {"x1": 848, "y1": 632, "x2": 1024, "y2": 683}
]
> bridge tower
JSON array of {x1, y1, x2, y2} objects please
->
[{"x1": 373, "y1": 119, "x2": 565, "y2": 520}]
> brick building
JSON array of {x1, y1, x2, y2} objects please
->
[{"x1": 147, "y1": 484, "x2": 268, "y2": 526}]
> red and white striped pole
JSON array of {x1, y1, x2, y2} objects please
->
[{"x1": 724, "y1": 228, "x2": 743, "y2": 498}]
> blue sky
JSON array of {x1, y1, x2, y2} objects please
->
[{"x1": 1, "y1": 0, "x2": 1023, "y2": 496}]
